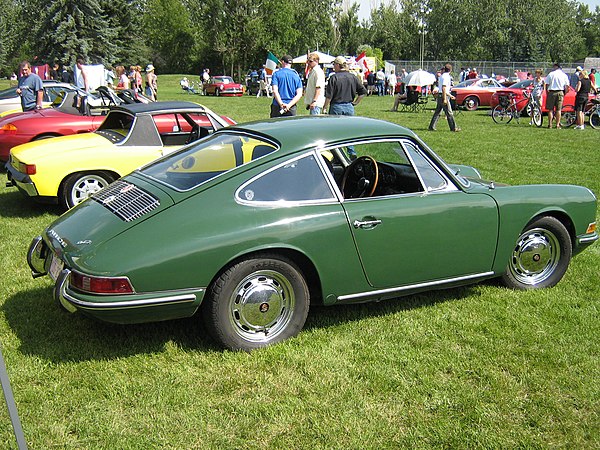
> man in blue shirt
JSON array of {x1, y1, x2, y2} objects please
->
[
  {"x1": 270, "y1": 55, "x2": 303, "y2": 117},
  {"x1": 16, "y1": 61, "x2": 44, "y2": 112}
]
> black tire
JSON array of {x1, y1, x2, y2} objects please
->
[
  {"x1": 532, "y1": 106, "x2": 543, "y2": 127},
  {"x1": 589, "y1": 110, "x2": 600, "y2": 129},
  {"x1": 501, "y1": 216, "x2": 572, "y2": 290},
  {"x1": 215, "y1": 89, "x2": 220, "y2": 97},
  {"x1": 492, "y1": 105, "x2": 512, "y2": 124},
  {"x1": 202, "y1": 255, "x2": 310, "y2": 351},
  {"x1": 60, "y1": 171, "x2": 115, "y2": 210},
  {"x1": 464, "y1": 96, "x2": 479, "y2": 111}
]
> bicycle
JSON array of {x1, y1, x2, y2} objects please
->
[
  {"x1": 492, "y1": 91, "x2": 542, "y2": 126},
  {"x1": 588, "y1": 98, "x2": 600, "y2": 129}
]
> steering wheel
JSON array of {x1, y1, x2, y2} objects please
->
[{"x1": 341, "y1": 156, "x2": 379, "y2": 198}]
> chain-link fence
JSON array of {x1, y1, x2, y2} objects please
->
[{"x1": 387, "y1": 60, "x2": 583, "y2": 77}]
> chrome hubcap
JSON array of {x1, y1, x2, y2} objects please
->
[
  {"x1": 228, "y1": 270, "x2": 295, "y2": 342},
  {"x1": 509, "y1": 227, "x2": 560, "y2": 285},
  {"x1": 72, "y1": 176, "x2": 108, "y2": 205}
]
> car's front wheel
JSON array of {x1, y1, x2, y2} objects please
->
[
  {"x1": 60, "y1": 171, "x2": 115, "y2": 210},
  {"x1": 202, "y1": 255, "x2": 310, "y2": 351},
  {"x1": 464, "y1": 96, "x2": 479, "y2": 111},
  {"x1": 501, "y1": 216, "x2": 572, "y2": 289},
  {"x1": 215, "y1": 89, "x2": 220, "y2": 97}
]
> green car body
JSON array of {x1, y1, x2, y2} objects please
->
[{"x1": 28, "y1": 116, "x2": 598, "y2": 350}]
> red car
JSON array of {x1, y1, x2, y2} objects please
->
[
  {"x1": 203, "y1": 76, "x2": 244, "y2": 96},
  {"x1": 0, "y1": 91, "x2": 109, "y2": 162},
  {"x1": 451, "y1": 77, "x2": 505, "y2": 110},
  {"x1": 490, "y1": 79, "x2": 595, "y2": 113}
]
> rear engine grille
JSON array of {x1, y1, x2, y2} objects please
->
[{"x1": 92, "y1": 180, "x2": 160, "y2": 222}]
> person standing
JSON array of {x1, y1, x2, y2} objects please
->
[
  {"x1": 544, "y1": 63, "x2": 570, "y2": 129},
  {"x1": 589, "y1": 68, "x2": 596, "y2": 88},
  {"x1": 529, "y1": 69, "x2": 544, "y2": 125},
  {"x1": 270, "y1": 55, "x2": 303, "y2": 117},
  {"x1": 16, "y1": 61, "x2": 44, "y2": 112},
  {"x1": 375, "y1": 68, "x2": 385, "y2": 96},
  {"x1": 323, "y1": 56, "x2": 367, "y2": 116},
  {"x1": 75, "y1": 58, "x2": 89, "y2": 92},
  {"x1": 145, "y1": 64, "x2": 158, "y2": 100},
  {"x1": 303, "y1": 52, "x2": 325, "y2": 115},
  {"x1": 574, "y1": 70, "x2": 595, "y2": 130},
  {"x1": 428, "y1": 63, "x2": 460, "y2": 132},
  {"x1": 387, "y1": 70, "x2": 397, "y2": 96},
  {"x1": 570, "y1": 65, "x2": 582, "y2": 89}
]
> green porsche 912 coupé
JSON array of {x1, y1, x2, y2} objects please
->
[{"x1": 27, "y1": 116, "x2": 598, "y2": 351}]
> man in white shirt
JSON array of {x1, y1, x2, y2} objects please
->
[
  {"x1": 544, "y1": 63, "x2": 570, "y2": 129},
  {"x1": 303, "y1": 52, "x2": 325, "y2": 115},
  {"x1": 428, "y1": 63, "x2": 460, "y2": 132}
]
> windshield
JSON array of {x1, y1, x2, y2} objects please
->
[
  {"x1": 454, "y1": 79, "x2": 478, "y2": 88},
  {"x1": 0, "y1": 87, "x2": 17, "y2": 100},
  {"x1": 510, "y1": 79, "x2": 534, "y2": 89},
  {"x1": 140, "y1": 132, "x2": 277, "y2": 191},
  {"x1": 215, "y1": 77, "x2": 234, "y2": 84}
]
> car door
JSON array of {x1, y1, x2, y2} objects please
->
[{"x1": 336, "y1": 139, "x2": 499, "y2": 289}]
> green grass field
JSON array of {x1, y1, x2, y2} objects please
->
[{"x1": 0, "y1": 75, "x2": 599, "y2": 448}]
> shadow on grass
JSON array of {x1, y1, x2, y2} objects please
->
[
  {"x1": 4, "y1": 283, "x2": 477, "y2": 362},
  {"x1": 0, "y1": 189, "x2": 62, "y2": 219},
  {"x1": 304, "y1": 285, "x2": 475, "y2": 332},
  {"x1": 3, "y1": 286, "x2": 222, "y2": 362}
]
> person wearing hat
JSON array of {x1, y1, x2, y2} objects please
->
[
  {"x1": 570, "y1": 65, "x2": 583, "y2": 89},
  {"x1": 323, "y1": 56, "x2": 367, "y2": 117},
  {"x1": 270, "y1": 55, "x2": 303, "y2": 117},
  {"x1": 145, "y1": 64, "x2": 157, "y2": 100}
]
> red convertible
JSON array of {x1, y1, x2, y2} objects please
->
[
  {"x1": 0, "y1": 91, "x2": 110, "y2": 162},
  {"x1": 451, "y1": 77, "x2": 506, "y2": 110},
  {"x1": 203, "y1": 76, "x2": 244, "y2": 97}
]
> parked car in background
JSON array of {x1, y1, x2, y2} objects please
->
[
  {"x1": 451, "y1": 77, "x2": 506, "y2": 110},
  {"x1": 26, "y1": 116, "x2": 597, "y2": 351},
  {"x1": 203, "y1": 76, "x2": 244, "y2": 96},
  {"x1": 0, "y1": 80, "x2": 80, "y2": 114},
  {"x1": 6, "y1": 101, "x2": 235, "y2": 209}
]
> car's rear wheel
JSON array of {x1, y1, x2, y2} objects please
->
[
  {"x1": 501, "y1": 216, "x2": 572, "y2": 289},
  {"x1": 60, "y1": 171, "x2": 115, "y2": 210},
  {"x1": 464, "y1": 96, "x2": 479, "y2": 111},
  {"x1": 202, "y1": 255, "x2": 310, "y2": 351}
]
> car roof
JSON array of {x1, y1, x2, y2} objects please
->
[
  {"x1": 225, "y1": 116, "x2": 415, "y2": 150},
  {"x1": 111, "y1": 101, "x2": 206, "y2": 115}
]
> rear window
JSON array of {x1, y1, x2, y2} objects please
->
[{"x1": 140, "y1": 132, "x2": 277, "y2": 191}]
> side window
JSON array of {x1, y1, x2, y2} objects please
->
[
  {"x1": 403, "y1": 141, "x2": 448, "y2": 191},
  {"x1": 238, "y1": 154, "x2": 335, "y2": 203},
  {"x1": 335, "y1": 141, "x2": 424, "y2": 198}
]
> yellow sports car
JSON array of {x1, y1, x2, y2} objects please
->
[{"x1": 6, "y1": 101, "x2": 234, "y2": 209}]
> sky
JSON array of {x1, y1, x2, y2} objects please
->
[{"x1": 355, "y1": 0, "x2": 600, "y2": 22}]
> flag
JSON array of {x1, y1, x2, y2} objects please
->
[
  {"x1": 265, "y1": 51, "x2": 279, "y2": 76},
  {"x1": 356, "y1": 52, "x2": 370, "y2": 77}
]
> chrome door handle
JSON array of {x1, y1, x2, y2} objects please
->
[{"x1": 353, "y1": 219, "x2": 382, "y2": 229}]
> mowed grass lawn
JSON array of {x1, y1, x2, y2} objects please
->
[{"x1": 0, "y1": 75, "x2": 598, "y2": 449}]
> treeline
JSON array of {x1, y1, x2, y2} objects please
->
[{"x1": 1, "y1": 0, "x2": 599, "y2": 79}]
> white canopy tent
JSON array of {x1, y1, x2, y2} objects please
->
[{"x1": 292, "y1": 51, "x2": 335, "y2": 64}]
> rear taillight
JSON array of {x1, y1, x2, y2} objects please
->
[
  {"x1": 23, "y1": 164, "x2": 36, "y2": 175},
  {"x1": 70, "y1": 271, "x2": 134, "y2": 294}
]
